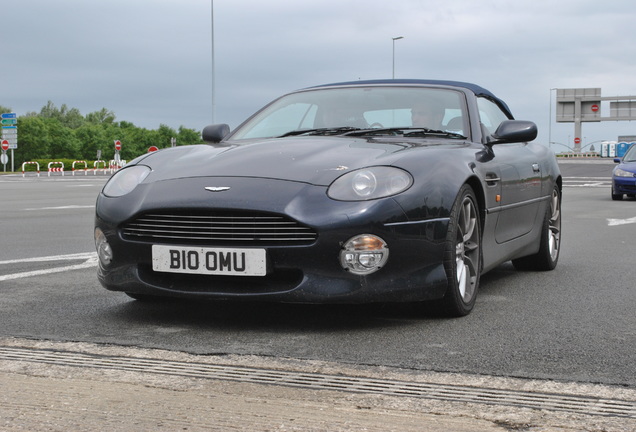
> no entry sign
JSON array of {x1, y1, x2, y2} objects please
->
[
  {"x1": 114, "y1": 140, "x2": 122, "y2": 151},
  {"x1": 1, "y1": 140, "x2": 9, "y2": 151}
]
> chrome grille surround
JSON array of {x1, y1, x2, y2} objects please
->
[{"x1": 121, "y1": 212, "x2": 318, "y2": 245}]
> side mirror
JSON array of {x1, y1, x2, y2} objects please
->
[
  {"x1": 202, "y1": 124, "x2": 231, "y2": 143},
  {"x1": 614, "y1": 158, "x2": 621, "y2": 163},
  {"x1": 489, "y1": 120, "x2": 537, "y2": 145}
]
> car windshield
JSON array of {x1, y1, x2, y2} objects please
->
[
  {"x1": 623, "y1": 143, "x2": 636, "y2": 162},
  {"x1": 229, "y1": 86, "x2": 467, "y2": 140}
]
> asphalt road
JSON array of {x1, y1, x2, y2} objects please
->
[{"x1": 0, "y1": 160, "x2": 634, "y2": 389}]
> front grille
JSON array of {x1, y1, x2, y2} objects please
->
[{"x1": 121, "y1": 211, "x2": 318, "y2": 245}]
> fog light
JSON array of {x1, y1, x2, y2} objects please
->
[
  {"x1": 340, "y1": 234, "x2": 388, "y2": 275},
  {"x1": 94, "y1": 227, "x2": 113, "y2": 266}
]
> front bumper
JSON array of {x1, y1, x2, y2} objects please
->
[
  {"x1": 96, "y1": 177, "x2": 450, "y2": 303},
  {"x1": 613, "y1": 176, "x2": 636, "y2": 195}
]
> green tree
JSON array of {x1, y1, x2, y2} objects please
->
[
  {"x1": 8, "y1": 102, "x2": 204, "y2": 168},
  {"x1": 47, "y1": 118, "x2": 81, "y2": 158},
  {"x1": 76, "y1": 123, "x2": 109, "y2": 161},
  {"x1": 39, "y1": 101, "x2": 85, "y2": 129},
  {"x1": 177, "y1": 126, "x2": 202, "y2": 146},
  {"x1": 15, "y1": 117, "x2": 50, "y2": 165},
  {"x1": 156, "y1": 124, "x2": 178, "y2": 147},
  {"x1": 86, "y1": 108, "x2": 116, "y2": 125},
  {"x1": 60, "y1": 106, "x2": 85, "y2": 129}
]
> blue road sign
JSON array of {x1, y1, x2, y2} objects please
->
[{"x1": 1, "y1": 113, "x2": 17, "y2": 119}]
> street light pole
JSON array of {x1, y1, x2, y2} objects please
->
[
  {"x1": 211, "y1": 0, "x2": 216, "y2": 124},
  {"x1": 392, "y1": 36, "x2": 404, "y2": 79}
]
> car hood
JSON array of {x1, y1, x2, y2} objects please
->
[{"x1": 139, "y1": 136, "x2": 462, "y2": 186}]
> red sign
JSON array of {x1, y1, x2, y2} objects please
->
[
  {"x1": 148, "y1": 146, "x2": 159, "y2": 152},
  {"x1": 574, "y1": 137, "x2": 581, "y2": 144},
  {"x1": 591, "y1": 104, "x2": 599, "y2": 112},
  {"x1": 1, "y1": 140, "x2": 9, "y2": 151},
  {"x1": 114, "y1": 140, "x2": 122, "y2": 151}
]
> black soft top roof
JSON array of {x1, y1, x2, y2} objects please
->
[{"x1": 306, "y1": 79, "x2": 514, "y2": 119}]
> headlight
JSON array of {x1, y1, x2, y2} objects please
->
[
  {"x1": 328, "y1": 167, "x2": 413, "y2": 201},
  {"x1": 102, "y1": 165, "x2": 151, "y2": 197},
  {"x1": 613, "y1": 167, "x2": 635, "y2": 178}
]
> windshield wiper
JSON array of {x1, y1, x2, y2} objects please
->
[
  {"x1": 342, "y1": 127, "x2": 466, "y2": 139},
  {"x1": 278, "y1": 127, "x2": 362, "y2": 137},
  {"x1": 279, "y1": 126, "x2": 466, "y2": 139},
  {"x1": 402, "y1": 128, "x2": 467, "y2": 139}
]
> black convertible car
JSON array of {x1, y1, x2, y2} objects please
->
[{"x1": 95, "y1": 79, "x2": 562, "y2": 316}]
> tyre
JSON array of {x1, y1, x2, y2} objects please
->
[
  {"x1": 439, "y1": 184, "x2": 482, "y2": 317},
  {"x1": 612, "y1": 187, "x2": 623, "y2": 201},
  {"x1": 512, "y1": 186, "x2": 561, "y2": 271}
]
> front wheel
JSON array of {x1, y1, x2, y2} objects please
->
[
  {"x1": 439, "y1": 184, "x2": 482, "y2": 317},
  {"x1": 512, "y1": 186, "x2": 561, "y2": 271}
]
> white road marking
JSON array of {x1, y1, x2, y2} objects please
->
[
  {"x1": 23, "y1": 205, "x2": 95, "y2": 211},
  {"x1": 0, "y1": 253, "x2": 98, "y2": 282},
  {"x1": 607, "y1": 217, "x2": 636, "y2": 226},
  {"x1": 563, "y1": 177, "x2": 611, "y2": 188},
  {"x1": 565, "y1": 182, "x2": 606, "y2": 187}
]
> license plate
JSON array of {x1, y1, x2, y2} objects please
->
[{"x1": 152, "y1": 245, "x2": 266, "y2": 276}]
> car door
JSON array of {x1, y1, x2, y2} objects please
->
[{"x1": 477, "y1": 98, "x2": 542, "y2": 244}]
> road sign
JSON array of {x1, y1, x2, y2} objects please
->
[
  {"x1": 1, "y1": 113, "x2": 16, "y2": 119},
  {"x1": 591, "y1": 104, "x2": 599, "y2": 112},
  {"x1": 114, "y1": 140, "x2": 121, "y2": 151},
  {"x1": 1, "y1": 140, "x2": 9, "y2": 151},
  {"x1": 148, "y1": 146, "x2": 158, "y2": 152},
  {"x1": 1, "y1": 118, "x2": 17, "y2": 125},
  {"x1": 574, "y1": 137, "x2": 581, "y2": 144}
]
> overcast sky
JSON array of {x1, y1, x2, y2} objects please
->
[{"x1": 3, "y1": 0, "x2": 636, "y2": 152}]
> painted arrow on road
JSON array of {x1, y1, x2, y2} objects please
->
[{"x1": 607, "y1": 217, "x2": 636, "y2": 226}]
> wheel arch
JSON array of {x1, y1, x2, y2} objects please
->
[{"x1": 464, "y1": 175, "x2": 486, "y2": 232}]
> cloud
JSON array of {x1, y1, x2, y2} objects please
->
[{"x1": 3, "y1": 0, "x2": 636, "y2": 149}]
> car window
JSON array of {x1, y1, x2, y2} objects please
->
[
  {"x1": 477, "y1": 97, "x2": 510, "y2": 135},
  {"x1": 231, "y1": 87, "x2": 467, "y2": 140},
  {"x1": 238, "y1": 103, "x2": 318, "y2": 139},
  {"x1": 623, "y1": 143, "x2": 636, "y2": 162}
]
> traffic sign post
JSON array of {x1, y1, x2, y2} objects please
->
[
  {"x1": 1, "y1": 113, "x2": 17, "y2": 172},
  {"x1": 1, "y1": 139, "x2": 9, "y2": 172}
]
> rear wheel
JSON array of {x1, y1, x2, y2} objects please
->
[
  {"x1": 439, "y1": 184, "x2": 481, "y2": 317},
  {"x1": 512, "y1": 186, "x2": 561, "y2": 271}
]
